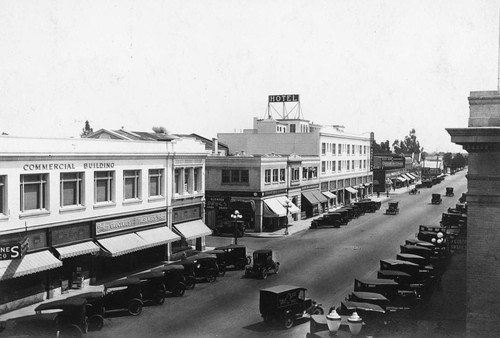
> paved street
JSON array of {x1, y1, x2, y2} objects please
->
[{"x1": 84, "y1": 173, "x2": 466, "y2": 337}]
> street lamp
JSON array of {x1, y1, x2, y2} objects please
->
[
  {"x1": 284, "y1": 198, "x2": 292, "y2": 235},
  {"x1": 231, "y1": 210, "x2": 243, "y2": 244}
]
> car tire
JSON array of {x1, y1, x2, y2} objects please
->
[
  {"x1": 236, "y1": 259, "x2": 246, "y2": 270},
  {"x1": 312, "y1": 307, "x2": 324, "y2": 315},
  {"x1": 261, "y1": 270, "x2": 267, "y2": 279},
  {"x1": 153, "y1": 292, "x2": 166, "y2": 306},
  {"x1": 206, "y1": 271, "x2": 217, "y2": 283},
  {"x1": 283, "y1": 316, "x2": 294, "y2": 329},
  {"x1": 87, "y1": 315, "x2": 104, "y2": 331},
  {"x1": 127, "y1": 299, "x2": 143, "y2": 316},
  {"x1": 246, "y1": 256, "x2": 252, "y2": 265},
  {"x1": 174, "y1": 283, "x2": 186, "y2": 296},
  {"x1": 274, "y1": 264, "x2": 280, "y2": 274},
  {"x1": 219, "y1": 266, "x2": 226, "y2": 277},
  {"x1": 185, "y1": 277, "x2": 196, "y2": 290}
]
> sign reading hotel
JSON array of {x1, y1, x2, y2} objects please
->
[
  {"x1": 0, "y1": 237, "x2": 29, "y2": 260},
  {"x1": 96, "y1": 211, "x2": 167, "y2": 235},
  {"x1": 268, "y1": 94, "x2": 299, "y2": 103}
]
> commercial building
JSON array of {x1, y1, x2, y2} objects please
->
[{"x1": 0, "y1": 135, "x2": 208, "y2": 314}]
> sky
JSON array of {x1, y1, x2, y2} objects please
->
[{"x1": 1, "y1": 0, "x2": 499, "y2": 153}]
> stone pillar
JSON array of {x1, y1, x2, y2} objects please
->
[{"x1": 447, "y1": 90, "x2": 500, "y2": 337}]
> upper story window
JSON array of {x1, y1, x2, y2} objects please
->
[
  {"x1": 364, "y1": 146, "x2": 367, "y2": 154},
  {"x1": 149, "y1": 169, "x2": 164, "y2": 197},
  {"x1": 265, "y1": 169, "x2": 271, "y2": 183},
  {"x1": 338, "y1": 144, "x2": 342, "y2": 155},
  {"x1": 20, "y1": 174, "x2": 48, "y2": 212},
  {"x1": 222, "y1": 169, "x2": 249, "y2": 184},
  {"x1": 332, "y1": 143, "x2": 336, "y2": 155},
  {"x1": 347, "y1": 144, "x2": 350, "y2": 155},
  {"x1": 184, "y1": 170, "x2": 191, "y2": 194},
  {"x1": 347, "y1": 161, "x2": 350, "y2": 170},
  {"x1": 338, "y1": 161, "x2": 342, "y2": 171},
  {"x1": 123, "y1": 170, "x2": 141, "y2": 201},
  {"x1": 0, "y1": 176, "x2": 6, "y2": 215},
  {"x1": 94, "y1": 171, "x2": 114, "y2": 203},
  {"x1": 302, "y1": 167, "x2": 308, "y2": 180},
  {"x1": 175, "y1": 169, "x2": 182, "y2": 194},
  {"x1": 352, "y1": 160, "x2": 355, "y2": 170},
  {"x1": 291, "y1": 168, "x2": 300, "y2": 181},
  {"x1": 332, "y1": 161, "x2": 336, "y2": 172},
  {"x1": 321, "y1": 143, "x2": 326, "y2": 155},
  {"x1": 272, "y1": 169, "x2": 278, "y2": 183},
  {"x1": 279, "y1": 168, "x2": 285, "y2": 182},
  {"x1": 194, "y1": 168, "x2": 201, "y2": 192},
  {"x1": 61, "y1": 172, "x2": 84, "y2": 207},
  {"x1": 290, "y1": 124, "x2": 296, "y2": 133},
  {"x1": 321, "y1": 161, "x2": 326, "y2": 173}
]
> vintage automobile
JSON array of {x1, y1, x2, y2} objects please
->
[
  {"x1": 346, "y1": 291, "x2": 390, "y2": 310},
  {"x1": 408, "y1": 187, "x2": 420, "y2": 195},
  {"x1": 212, "y1": 220, "x2": 245, "y2": 237},
  {"x1": 245, "y1": 249, "x2": 280, "y2": 279},
  {"x1": 380, "y1": 259, "x2": 431, "y2": 282},
  {"x1": 214, "y1": 244, "x2": 251, "y2": 270},
  {"x1": 354, "y1": 200, "x2": 381, "y2": 213},
  {"x1": 338, "y1": 301, "x2": 386, "y2": 328},
  {"x1": 441, "y1": 212, "x2": 467, "y2": 229},
  {"x1": 400, "y1": 244, "x2": 436, "y2": 261},
  {"x1": 198, "y1": 249, "x2": 227, "y2": 276},
  {"x1": 422, "y1": 180, "x2": 433, "y2": 188},
  {"x1": 103, "y1": 277, "x2": 144, "y2": 316},
  {"x1": 333, "y1": 209, "x2": 351, "y2": 224},
  {"x1": 131, "y1": 270, "x2": 167, "y2": 305},
  {"x1": 385, "y1": 201, "x2": 399, "y2": 215},
  {"x1": 347, "y1": 204, "x2": 365, "y2": 217},
  {"x1": 353, "y1": 278, "x2": 416, "y2": 303},
  {"x1": 458, "y1": 192, "x2": 467, "y2": 203},
  {"x1": 35, "y1": 297, "x2": 90, "y2": 336},
  {"x1": 184, "y1": 253, "x2": 220, "y2": 283},
  {"x1": 455, "y1": 202, "x2": 467, "y2": 214},
  {"x1": 445, "y1": 187, "x2": 455, "y2": 197},
  {"x1": 431, "y1": 193, "x2": 442, "y2": 204},
  {"x1": 396, "y1": 253, "x2": 432, "y2": 269},
  {"x1": 310, "y1": 212, "x2": 343, "y2": 229},
  {"x1": 259, "y1": 285, "x2": 323, "y2": 329},
  {"x1": 342, "y1": 206, "x2": 360, "y2": 219},
  {"x1": 152, "y1": 264, "x2": 187, "y2": 296}
]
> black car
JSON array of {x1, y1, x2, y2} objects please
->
[
  {"x1": 385, "y1": 201, "x2": 399, "y2": 215},
  {"x1": 184, "y1": 253, "x2": 220, "y2": 283},
  {"x1": 431, "y1": 194, "x2": 442, "y2": 204},
  {"x1": 215, "y1": 244, "x2": 251, "y2": 270},
  {"x1": 310, "y1": 212, "x2": 343, "y2": 229},
  {"x1": 103, "y1": 278, "x2": 144, "y2": 316},
  {"x1": 131, "y1": 270, "x2": 167, "y2": 305},
  {"x1": 259, "y1": 285, "x2": 323, "y2": 329},
  {"x1": 245, "y1": 249, "x2": 280, "y2": 279},
  {"x1": 213, "y1": 220, "x2": 245, "y2": 237},
  {"x1": 152, "y1": 264, "x2": 187, "y2": 296}
]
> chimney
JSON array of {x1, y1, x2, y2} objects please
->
[
  {"x1": 241, "y1": 150, "x2": 246, "y2": 156},
  {"x1": 212, "y1": 138, "x2": 219, "y2": 155}
]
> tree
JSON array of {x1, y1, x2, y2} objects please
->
[
  {"x1": 372, "y1": 139, "x2": 391, "y2": 154},
  {"x1": 451, "y1": 153, "x2": 467, "y2": 170},
  {"x1": 442, "y1": 152, "x2": 453, "y2": 170},
  {"x1": 80, "y1": 120, "x2": 93, "y2": 138},
  {"x1": 393, "y1": 129, "x2": 424, "y2": 155}
]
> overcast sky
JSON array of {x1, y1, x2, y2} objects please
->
[{"x1": 1, "y1": 0, "x2": 499, "y2": 153}]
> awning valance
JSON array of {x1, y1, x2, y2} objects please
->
[
  {"x1": 302, "y1": 191, "x2": 320, "y2": 206},
  {"x1": 345, "y1": 187, "x2": 358, "y2": 194},
  {"x1": 98, "y1": 233, "x2": 148, "y2": 257},
  {"x1": 275, "y1": 196, "x2": 300, "y2": 214},
  {"x1": 322, "y1": 191, "x2": 336, "y2": 200},
  {"x1": 397, "y1": 177, "x2": 407, "y2": 182},
  {"x1": 311, "y1": 190, "x2": 328, "y2": 203},
  {"x1": 0, "y1": 250, "x2": 62, "y2": 281},
  {"x1": 136, "y1": 227, "x2": 181, "y2": 249},
  {"x1": 173, "y1": 220, "x2": 212, "y2": 241},
  {"x1": 55, "y1": 241, "x2": 100, "y2": 259},
  {"x1": 263, "y1": 198, "x2": 287, "y2": 217}
]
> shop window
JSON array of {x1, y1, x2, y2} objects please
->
[
  {"x1": 61, "y1": 172, "x2": 84, "y2": 207},
  {"x1": 265, "y1": 169, "x2": 271, "y2": 183},
  {"x1": 94, "y1": 171, "x2": 114, "y2": 203},
  {"x1": 279, "y1": 168, "x2": 285, "y2": 182},
  {"x1": 124, "y1": 170, "x2": 141, "y2": 201},
  {"x1": 20, "y1": 174, "x2": 48, "y2": 212},
  {"x1": 0, "y1": 176, "x2": 5, "y2": 215}
]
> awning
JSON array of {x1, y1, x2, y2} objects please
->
[
  {"x1": 97, "y1": 233, "x2": 148, "y2": 257},
  {"x1": 0, "y1": 250, "x2": 62, "y2": 281},
  {"x1": 275, "y1": 196, "x2": 300, "y2": 214},
  {"x1": 55, "y1": 241, "x2": 100, "y2": 259},
  {"x1": 302, "y1": 191, "x2": 320, "y2": 206},
  {"x1": 311, "y1": 190, "x2": 329, "y2": 203},
  {"x1": 345, "y1": 187, "x2": 358, "y2": 194},
  {"x1": 322, "y1": 191, "x2": 337, "y2": 200},
  {"x1": 397, "y1": 177, "x2": 407, "y2": 182},
  {"x1": 403, "y1": 174, "x2": 413, "y2": 181},
  {"x1": 263, "y1": 198, "x2": 287, "y2": 217},
  {"x1": 408, "y1": 173, "x2": 417, "y2": 180},
  {"x1": 136, "y1": 227, "x2": 181, "y2": 249},
  {"x1": 173, "y1": 220, "x2": 212, "y2": 241}
]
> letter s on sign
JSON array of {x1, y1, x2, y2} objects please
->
[{"x1": 10, "y1": 245, "x2": 20, "y2": 259}]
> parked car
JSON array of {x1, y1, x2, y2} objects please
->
[
  {"x1": 334, "y1": 209, "x2": 351, "y2": 224},
  {"x1": 431, "y1": 194, "x2": 442, "y2": 204},
  {"x1": 35, "y1": 297, "x2": 90, "y2": 336},
  {"x1": 385, "y1": 201, "x2": 399, "y2": 215},
  {"x1": 354, "y1": 200, "x2": 381, "y2": 213},
  {"x1": 445, "y1": 187, "x2": 454, "y2": 197},
  {"x1": 184, "y1": 253, "x2": 220, "y2": 283},
  {"x1": 346, "y1": 291, "x2": 390, "y2": 310},
  {"x1": 441, "y1": 212, "x2": 467, "y2": 228},
  {"x1": 338, "y1": 301, "x2": 386, "y2": 328},
  {"x1": 212, "y1": 220, "x2": 245, "y2": 237},
  {"x1": 215, "y1": 244, "x2": 251, "y2": 270},
  {"x1": 353, "y1": 278, "x2": 419, "y2": 308},
  {"x1": 66, "y1": 291, "x2": 106, "y2": 331},
  {"x1": 409, "y1": 187, "x2": 420, "y2": 195},
  {"x1": 102, "y1": 278, "x2": 144, "y2": 316},
  {"x1": 168, "y1": 260, "x2": 197, "y2": 290},
  {"x1": 310, "y1": 212, "x2": 343, "y2": 229},
  {"x1": 259, "y1": 285, "x2": 323, "y2": 329},
  {"x1": 195, "y1": 249, "x2": 227, "y2": 276},
  {"x1": 245, "y1": 249, "x2": 280, "y2": 279},
  {"x1": 131, "y1": 270, "x2": 167, "y2": 305},
  {"x1": 152, "y1": 264, "x2": 187, "y2": 296}
]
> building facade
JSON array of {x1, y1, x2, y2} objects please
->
[{"x1": 0, "y1": 135, "x2": 208, "y2": 314}]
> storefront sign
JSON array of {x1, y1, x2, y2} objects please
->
[
  {"x1": 206, "y1": 196, "x2": 231, "y2": 210},
  {"x1": 450, "y1": 237, "x2": 467, "y2": 251},
  {"x1": 96, "y1": 211, "x2": 166, "y2": 235},
  {"x1": 373, "y1": 156, "x2": 405, "y2": 170},
  {"x1": 173, "y1": 206, "x2": 201, "y2": 224},
  {"x1": 0, "y1": 237, "x2": 29, "y2": 260},
  {"x1": 268, "y1": 94, "x2": 299, "y2": 103}
]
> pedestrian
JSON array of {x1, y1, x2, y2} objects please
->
[
  {"x1": 377, "y1": 191, "x2": 380, "y2": 198},
  {"x1": 386, "y1": 191, "x2": 389, "y2": 197}
]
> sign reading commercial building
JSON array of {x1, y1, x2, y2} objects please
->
[
  {"x1": 0, "y1": 237, "x2": 29, "y2": 260},
  {"x1": 268, "y1": 94, "x2": 299, "y2": 103}
]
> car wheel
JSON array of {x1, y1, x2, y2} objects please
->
[
  {"x1": 283, "y1": 316, "x2": 294, "y2": 329},
  {"x1": 312, "y1": 307, "x2": 324, "y2": 315},
  {"x1": 153, "y1": 292, "x2": 165, "y2": 306},
  {"x1": 185, "y1": 277, "x2": 196, "y2": 290},
  {"x1": 87, "y1": 315, "x2": 104, "y2": 331},
  {"x1": 274, "y1": 264, "x2": 280, "y2": 274},
  {"x1": 261, "y1": 270, "x2": 268, "y2": 279},
  {"x1": 219, "y1": 266, "x2": 226, "y2": 277},
  {"x1": 60, "y1": 324, "x2": 84, "y2": 337},
  {"x1": 206, "y1": 271, "x2": 217, "y2": 283},
  {"x1": 236, "y1": 259, "x2": 246, "y2": 270},
  {"x1": 174, "y1": 283, "x2": 186, "y2": 296},
  {"x1": 128, "y1": 299, "x2": 143, "y2": 316},
  {"x1": 246, "y1": 256, "x2": 252, "y2": 265}
]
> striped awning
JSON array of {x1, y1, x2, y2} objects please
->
[
  {"x1": 0, "y1": 250, "x2": 62, "y2": 281},
  {"x1": 136, "y1": 227, "x2": 180, "y2": 249},
  {"x1": 302, "y1": 191, "x2": 320, "y2": 206},
  {"x1": 345, "y1": 187, "x2": 358, "y2": 194},
  {"x1": 173, "y1": 220, "x2": 212, "y2": 241},
  {"x1": 311, "y1": 190, "x2": 329, "y2": 203},
  {"x1": 322, "y1": 191, "x2": 337, "y2": 200},
  {"x1": 55, "y1": 241, "x2": 100, "y2": 259},
  {"x1": 98, "y1": 233, "x2": 148, "y2": 257},
  {"x1": 275, "y1": 196, "x2": 300, "y2": 214},
  {"x1": 264, "y1": 197, "x2": 287, "y2": 217},
  {"x1": 397, "y1": 176, "x2": 407, "y2": 182}
]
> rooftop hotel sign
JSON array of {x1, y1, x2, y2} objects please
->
[
  {"x1": 268, "y1": 94, "x2": 299, "y2": 103},
  {"x1": 96, "y1": 211, "x2": 167, "y2": 235}
]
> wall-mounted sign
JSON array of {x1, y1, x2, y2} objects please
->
[
  {"x1": 23, "y1": 162, "x2": 115, "y2": 171},
  {"x1": 370, "y1": 132, "x2": 374, "y2": 171},
  {"x1": 0, "y1": 237, "x2": 29, "y2": 260},
  {"x1": 268, "y1": 94, "x2": 299, "y2": 103},
  {"x1": 373, "y1": 155, "x2": 405, "y2": 170},
  {"x1": 206, "y1": 196, "x2": 231, "y2": 210},
  {"x1": 96, "y1": 211, "x2": 166, "y2": 235}
]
